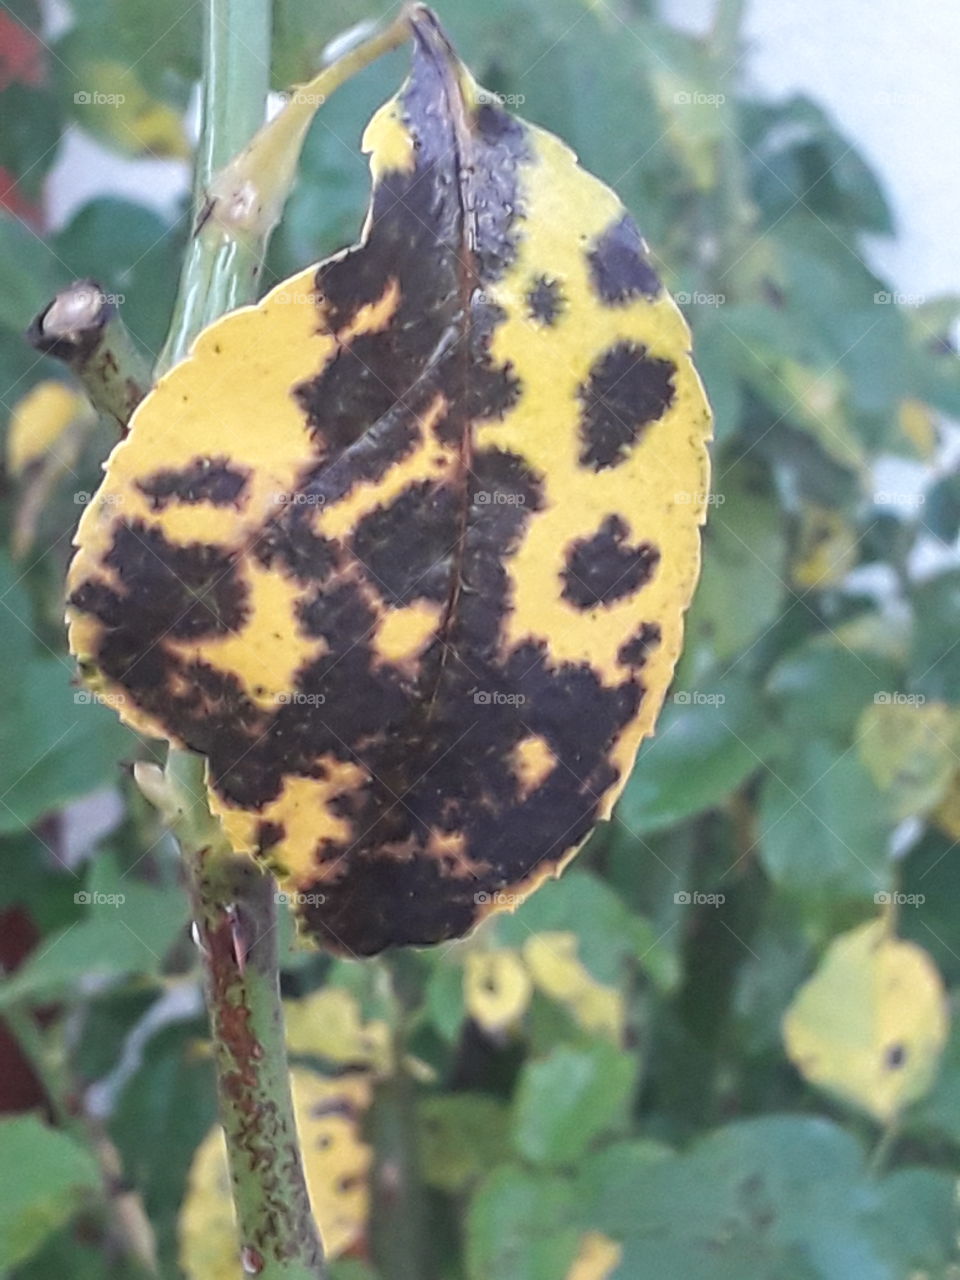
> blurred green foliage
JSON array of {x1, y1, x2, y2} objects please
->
[{"x1": 2, "y1": 1, "x2": 960, "y2": 1278}]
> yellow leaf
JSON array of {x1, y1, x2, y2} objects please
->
[
  {"x1": 933, "y1": 770, "x2": 960, "y2": 840},
  {"x1": 791, "y1": 505, "x2": 858, "y2": 590},
  {"x1": 523, "y1": 931, "x2": 624, "y2": 1041},
  {"x1": 566, "y1": 1231, "x2": 622, "y2": 1280},
  {"x1": 858, "y1": 701, "x2": 960, "y2": 821},
  {"x1": 67, "y1": 9, "x2": 711, "y2": 955},
  {"x1": 7, "y1": 380, "x2": 87, "y2": 476},
  {"x1": 76, "y1": 61, "x2": 190, "y2": 158},
  {"x1": 284, "y1": 987, "x2": 392, "y2": 1074},
  {"x1": 464, "y1": 949, "x2": 532, "y2": 1034},
  {"x1": 778, "y1": 362, "x2": 865, "y2": 472},
  {"x1": 898, "y1": 397, "x2": 937, "y2": 459},
  {"x1": 179, "y1": 1068, "x2": 372, "y2": 1277},
  {"x1": 783, "y1": 920, "x2": 949, "y2": 1123}
]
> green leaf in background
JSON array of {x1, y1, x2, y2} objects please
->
[
  {"x1": 419, "y1": 1094, "x2": 511, "y2": 1194},
  {"x1": 511, "y1": 1043, "x2": 635, "y2": 1167},
  {"x1": 466, "y1": 1165, "x2": 580, "y2": 1280},
  {"x1": 599, "y1": 1117, "x2": 958, "y2": 1278},
  {"x1": 685, "y1": 457, "x2": 788, "y2": 664},
  {"x1": 618, "y1": 671, "x2": 776, "y2": 836},
  {"x1": 0, "y1": 851, "x2": 187, "y2": 1008},
  {"x1": 759, "y1": 737, "x2": 893, "y2": 908},
  {"x1": 0, "y1": 1115, "x2": 100, "y2": 1271},
  {"x1": 0, "y1": 553, "x2": 132, "y2": 836}
]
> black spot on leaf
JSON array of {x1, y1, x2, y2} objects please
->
[
  {"x1": 578, "y1": 341, "x2": 676, "y2": 470},
  {"x1": 561, "y1": 515, "x2": 660, "y2": 609},
  {"x1": 587, "y1": 214, "x2": 661, "y2": 304}
]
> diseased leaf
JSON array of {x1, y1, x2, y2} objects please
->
[
  {"x1": 67, "y1": 9, "x2": 711, "y2": 955},
  {"x1": 465, "y1": 949, "x2": 532, "y2": 1035},
  {"x1": 783, "y1": 920, "x2": 949, "y2": 1123}
]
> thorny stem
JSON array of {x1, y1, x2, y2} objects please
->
[{"x1": 138, "y1": 753, "x2": 326, "y2": 1278}]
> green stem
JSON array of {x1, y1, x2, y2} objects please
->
[
  {"x1": 370, "y1": 956, "x2": 432, "y2": 1280},
  {"x1": 158, "y1": 4, "x2": 413, "y2": 375},
  {"x1": 157, "y1": 0, "x2": 272, "y2": 373},
  {"x1": 141, "y1": 752, "x2": 326, "y2": 1277},
  {"x1": 26, "y1": 279, "x2": 151, "y2": 430},
  {"x1": 150, "y1": 2, "x2": 328, "y2": 1273}
]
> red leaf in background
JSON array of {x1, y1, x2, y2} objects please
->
[{"x1": 0, "y1": 12, "x2": 45, "y2": 91}]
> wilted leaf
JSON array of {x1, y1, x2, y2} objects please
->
[
  {"x1": 179, "y1": 1069, "x2": 372, "y2": 1276},
  {"x1": 66, "y1": 8, "x2": 711, "y2": 956},
  {"x1": 783, "y1": 920, "x2": 949, "y2": 1123}
]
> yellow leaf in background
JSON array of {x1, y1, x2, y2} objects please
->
[
  {"x1": 566, "y1": 1231, "x2": 623, "y2": 1280},
  {"x1": 898, "y1": 397, "x2": 937, "y2": 459},
  {"x1": 465, "y1": 950, "x2": 532, "y2": 1035},
  {"x1": 777, "y1": 362, "x2": 865, "y2": 473},
  {"x1": 7, "y1": 380, "x2": 87, "y2": 476},
  {"x1": 791, "y1": 505, "x2": 859, "y2": 590},
  {"x1": 67, "y1": 8, "x2": 710, "y2": 957},
  {"x1": 284, "y1": 987, "x2": 392, "y2": 1074},
  {"x1": 75, "y1": 61, "x2": 190, "y2": 158},
  {"x1": 858, "y1": 701, "x2": 960, "y2": 821},
  {"x1": 783, "y1": 920, "x2": 949, "y2": 1123},
  {"x1": 523, "y1": 932, "x2": 624, "y2": 1042},
  {"x1": 179, "y1": 1068, "x2": 372, "y2": 1277},
  {"x1": 933, "y1": 770, "x2": 960, "y2": 840}
]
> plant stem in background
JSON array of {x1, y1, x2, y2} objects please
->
[{"x1": 370, "y1": 954, "x2": 432, "y2": 1280}]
